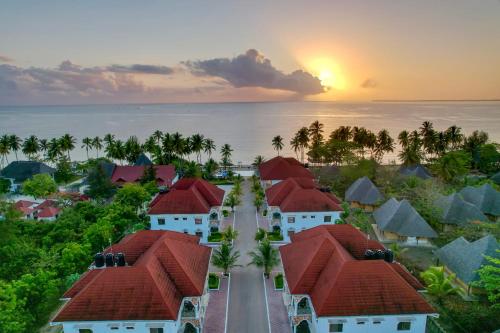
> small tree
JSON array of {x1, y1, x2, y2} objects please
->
[
  {"x1": 224, "y1": 193, "x2": 241, "y2": 212},
  {"x1": 475, "y1": 250, "x2": 500, "y2": 309},
  {"x1": 248, "y1": 239, "x2": 280, "y2": 278},
  {"x1": 22, "y1": 174, "x2": 57, "y2": 199},
  {"x1": 54, "y1": 157, "x2": 75, "y2": 184},
  {"x1": 420, "y1": 266, "x2": 457, "y2": 303},
  {"x1": 254, "y1": 194, "x2": 263, "y2": 212},
  {"x1": 255, "y1": 228, "x2": 267, "y2": 241},
  {"x1": 212, "y1": 241, "x2": 241, "y2": 276},
  {"x1": 0, "y1": 178, "x2": 11, "y2": 194},
  {"x1": 115, "y1": 183, "x2": 150, "y2": 212},
  {"x1": 221, "y1": 225, "x2": 239, "y2": 242},
  {"x1": 85, "y1": 164, "x2": 116, "y2": 201},
  {"x1": 432, "y1": 150, "x2": 471, "y2": 182},
  {"x1": 140, "y1": 165, "x2": 156, "y2": 184}
]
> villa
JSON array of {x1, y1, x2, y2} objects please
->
[
  {"x1": 265, "y1": 177, "x2": 343, "y2": 242},
  {"x1": 13, "y1": 199, "x2": 61, "y2": 221},
  {"x1": 435, "y1": 193, "x2": 488, "y2": 230},
  {"x1": 258, "y1": 156, "x2": 313, "y2": 187},
  {"x1": 148, "y1": 178, "x2": 225, "y2": 243},
  {"x1": 398, "y1": 164, "x2": 432, "y2": 180},
  {"x1": 459, "y1": 184, "x2": 500, "y2": 219},
  {"x1": 344, "y1": 176, "x2": 383, "y2": 211},
  {"x1": 111, "y1": 164, "x2": 177, "y2": 187},
  {"x1": 373, "y1": 198, "x2": 437, "y2": 245},
  {"x1": 279, "y1": 224, "x2": 436, "y2": 333},
  {"x1": 0, "y1": 160, "x2": 56, "y2": 192},
  {"x1": 51, "y1": 230, "x2": 212, "y2": 333}
]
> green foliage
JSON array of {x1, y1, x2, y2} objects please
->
[
  {"x1": 475, "y1": 250, "x2": 500, "y2": 309},
  {"x1": 274, "y1": 273, "x2": 284, "y2": 289},
  {"x1": 54, "y1": 157, "x2": 76, "y2": 184},
  {"x1": 207, "y1": 232, "x2": 222, "y2": 242},
  {"x1": 221, "y1": 225, "x2": 239, "y2": 242},
  {"x1": 476, "y1": 144, "x2": 500, "y2": 174},
  {"x1": 0, "y1": 177, "x2": 11, "y2": 194},
  {"x1": 248, "y1": 239, "x2": 280, "y2": 278},
  {"x1": 85, "y1": 164, "x2": 116, "y2": 200},
  {"x1": 208, "y1": 273, "x2": 220, "y2": 289},
  {"x1": 420, "y1": 266, "x2": 457, "y2": 302},
  {"x1": 22, "y1": 174, "x2": 57, "y2": 199},
  {"x1": 255, "y1": 228, "x2": 267, "y2": 241},
  {"x1": 140, "y1": 164, "x2": 156, "y2": 184},
  {"x1": 432, "y1": 150, "x2": 471, "y2": 182},
  {"x1": 224, "y1": 193, "x2": 241, "y2": 212},
  {"x1": 115, "y1": 183, "x2": 150, "y2": 211},
  {"x1": 211, "y1": 241, "x2": 241, "y2": 275}
]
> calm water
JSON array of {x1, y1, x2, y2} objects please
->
[{"x1": 0, "y1": 101, "x2": 499, "y2": 164}]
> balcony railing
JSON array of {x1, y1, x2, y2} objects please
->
[
  {"x1": 181, "y1": 307, "x2": 197, "y2": 318},
  {"x1": 297, "y1": 305, "x2": 312, "y2": 315}
]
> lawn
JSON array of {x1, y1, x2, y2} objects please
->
[
  {"x1": 267, "y1": 231, "x2": 283, "y2": 241},
  {"x1": 274, "y1": 273, "x2": 284, "y2": 290},
  {"x1": 208, "y1": 273, "x2": 220, "y2": 290},
  {"x1": 208, "y1": 232, "x2": 222, "y2": 242}
]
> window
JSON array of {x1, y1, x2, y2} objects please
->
[
  {"x1": 287, "y1": 230, "x2": 295, "y2": 237},
  {"x1": 324, "y1": 215, "x2": 332, "y2": 222},
  {"x1": 397, "y1": 321, "x2": 411, "y2": 331},
  {"x1": 79, "y1": 330, "x2": 92, "y2": 333},
  {"x1": 150, "y1": 329, "x2": 164, "y2": 333},
  {"x1": 302, "y1": 215, "x2": 307, "y2": 219},
  {"x1": 126, "y1": 327, "x2": 135, "y2": 330},
  {"x1": 174, "y1": 217, "x2": 179, "y2": 221},
  {"x1": 373, "y1": 320, "x2": 382, "y2": 324},
  {"x1": 158, "y1": 218, "x2": 165, "y2": 225},
  {"x1": 287, "y1": 216, "x2": 295, "y2": 223},
  {"x1": 329, "y1": 323, "x2": 343, "y2": 332},
  {"x1": 311, "y1": 215, "x2": 316, "y2": 219},
  {"x1": 196, "y1": 231, "x2": 203, "y2": 238},
  {"x1": 110, "y1": 327, "x2": 119, "y2": 330},
  {"x1": 195, "y1": 218, "x2": 202, "y2": 224},
  {"x1": 183, "y1": 217, "x2": 187, "y2": 221}
]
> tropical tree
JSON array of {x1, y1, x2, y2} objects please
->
[
  {"x1": 203, "y1": 138, "x2": 216, "y2": 160},
  {"x1": 290, "y1": 136, "x2": 300, "y2": 159},
  {"x1": 115, "y1": 183, "x2": 150, "y2": 212},
  {"x1": 398, "y1": 130, "x2": 423, "y2": 166},
  {"x1": 374, "y1": 129, "x2": 394, "y2": 161},
  {"x1": 104, "y1": 133, "x2": 115, "y2": 147},
  {"x1": 46, "y1": 138, "x2": 63, "y2": 163},
  {"x1": 221, "y1": 225, "x2": 239, "y2": 242},
  {"x1": 203, "y1": 158, "x2": 219, "y2": 179},
  {"x1": 252, "y1": 155, "x2": 265, "y2": 167},
  {"x1": 8, "y1": 135, "x2": 21, "y2": 161},
  {"x1": 0, "y1": 135, "x2": 10, "y2": 167},
  {"x1": 445, "y1": 125, "x2": 463, "y2": 150},
  {"x1": 254, "y1": 194, "x2": 264, "y2": 212},
  {"x1": 398, "y1": 130, "x2": 410, "y2": 149},
  {"x1": 475, "y1": 250, "x2": 500, "y2": 309},
  {"x1": 272, "y1": 135, "x2": 284, "y2": 156},
  {"x1": 224, "y1": 193, "x2": 241, "y2": 212},
  {"x1": 190, "y1": 134, "x2": 205, "y2": 163},
  {"x1": 152, "y1": 130, "x2": 163, "y2": 145},
  {"x1": 248, "y1": 239, "x2": 280, "y2": 278},
  {"x1": 39, "y1": 139, "x2": 49, "y2": 156},
  {"x1": 59, "y1": 134, "x2": 76, "y2": 161},
  {"x1": 212, "y1": 241, "x2": 241, "y2": 276},
  {"x1": 220, "y1": 144, "x2": 233, "y2": 170},
  {"x1": 308, "y1": 120, "x2": 324, "y2": 146},
  {"x1": 183, "y1": 161, "x2": 202, "y2": 178},
  {"x1": 22, "y1": 174, "x2": 57, "y2": 199},
  {"x1": 81, "y1": 137, "x2": 93, "y2": 159},
  {"x1": 124, "y1": 136, "x2": 142, "y2": 164},
  {"x1": 255, "y1": 228, "x2": 267, "y2": 241},
  {"x1": 92, "y1": 136, "x2": 103, "y2": 158},
  {"x1": 420, "y1": 266, "x2": 457, "y2": 303},
  {"x1": 295, "y1": 127, "x2": 310, "y2": 163},
  {"x1": 85, "y1": 164, "x2": 116, "y2": 200},
  {"x1": 419, "y1": 121, "x2": 437, "y2": 158},
  {"x1": 22, "y1": 135, "x2": 39, "y2": 160},
  {"x1": 432, "y1": 150, "x2": 471, "y2": 182}
]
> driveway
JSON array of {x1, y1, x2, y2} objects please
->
[{"x1": 226, "y1": 178, "x2": 270, "y2": 333}]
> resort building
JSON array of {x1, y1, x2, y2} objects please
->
[
  {"x1": 258, "y1": 156, "x2": 313, "y2": 187},
  {"x1": 134, "y1": 153, "x2": 153, "y2": 166},
  {"x1": 373, "y1": 198, "x2": 437, "y2": 245},
  {"x1": 51, "y1": 230, "x2": 212, "y2": 333},
  {"x1": 148, "y1": 178, "x2": 225, "y2": 243},
  {"x1": 435, "y1": 193, "x2": 488, "y2": 230},
  {"x1": 435, "y1": 235, "x2": 499, "y2": 295},
  {"x1": 0, "y1": 160, "x2": 55, "y2": 192},
  {"x1": 398, "y1": 164, "x2": 432, "y2": 180},
  {"x1": 344, "y1": 176, "x2": 383, "y2": 211},
  {"x1": 13, "y1": 199, "x2": 61, "y2": 221},
  {"x1": 459, "y1": 184, "x2": 500, "y2": 219},
  {"x1": 265, "y1": 177, "x2": 343, "y2": 242},
  {"x1": 111, "y1": 164, "x2": 177, "y2": 187},
  {"x1": 279, "y1": 225, "x2": 436, "y2": 333}
]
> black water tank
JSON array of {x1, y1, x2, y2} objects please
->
[
  {"x1": 116, "y1": 252, "x2": 126, "y2": 266},
  {"x1": 364, "y1": 249, "x2": 374, "y2": 260},
  {"x1": 384, "y1": 249, "x2": 394, "y2": 263},
  {"x1": 105, "y1": 253, "x2": 115, "y2": 267},
  {"x1": 94, "y1": 253, "x2": 105, "y2": 268},
  {"x1": 375, "y1": 249, "x2": 385, "y2": 260}
]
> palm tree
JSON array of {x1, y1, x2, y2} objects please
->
[
  {"x1": 59, "y1": 134, "x2": 76, "y2": 161},
  {"x1": 271, "y1": 135, "x2": 284, "y2": 156},
  {"x1": 104, "y1": 133, "x2": 115, "y2": 147},
  {"x1": 203, "y1": 138, "x2": 216, "y2": 160},
  {"x1": 47, "y1": 138, "x2": 63, "y2": 162},
  {"x1": 308, "y1": 120, "x2": 324, "y2": 146},
  {"x1": 124, "y1": 136, "x2": 142, "y2": 164},
  {"x1": 290, "y1": 136, "x2": 300, "y2": 159},
  {"x1": 8, "y1": 135, "x2": 21, "y2": 161},
  {"x1": 252, "y1": 155, "x2": 265, "y2": 167},
  {"x1": 220, "y1": 144, "x2": 233, "y2": 170},
  {"x1": 112, "y1": 140, "x2": 126, "y2": 164},
  {"x1": 420, "y1": 266, "x2": 457, "y2": 303},
  {"x1": 445, "y1": 125, "x2": 463, "y2": 150},
  {"x1": 221, "y1": 225, "x2": 239, "y2": 242},
  {"x1": 93, "y1": 136, "x2": 103, "y2": 158},
  {"x1": 212, "y1": 241, "x2": 241, "y2": 276},
  {"x1": 39, "y1": 139, "x2": 49, "y2": 156},
  {"x1": 22, "y1": 135, "x2": 39, "y2": 160},
  {"x1": 374, "y1": 129, "x2": 394, "y2": 161},
  {"x1": 224, "y1": 193, "x2": 241, "y2": 212},
  {"x1": 152, "y1": 130, "x2": 163, "y2": 145},
  {"x1": 295, "y1": 127, "x2": 310, "y2": 163},
  {"x1": 82, "y1": 137, "x2": 93, "y2": 159},
  {"x1": 419, "y1": 121, "x2": 437, "y2": 158},
  {"x1": 398, "y1": 130, "x2": 410, "y2": 149},
  {"x1": 203, "y1": 158, "x2": 219, "y2": 179},
  {"x1": 248, "y1": 239, "x2": 280, "y2": 278},
  {"x1": 190, "y1": 134, "x2": 205, "y2": 164},
  {"x1": 0, "y1": 135, "x2": 10, "y2": 167}
]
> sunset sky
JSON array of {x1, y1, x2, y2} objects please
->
[{"x1": 1, "y1": 0, "x2": 500, "y2": 105}]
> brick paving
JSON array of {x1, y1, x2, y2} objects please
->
[
  {"x1": 257, "y1": 212, "x2": 270, "y2": 231},
  {"x1": 203, "y1": 276, "x2": 229, "y2": 333},
  {"x1": 265, "y1": 273, "x2": 291, "y2": 333},
  {"x1": 220, "y1": 213, "x2": 234, "y2": 230}
]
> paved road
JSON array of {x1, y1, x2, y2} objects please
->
[{"x1": 226, "y1": 179, "x2": 270, "y2": 333}]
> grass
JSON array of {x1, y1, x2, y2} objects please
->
[
  {"x1": 267, "y1": 231, "x2": 284, "y2": 241},
  {"x1": 274, "y1": 273, "x2": 284, "y2": 289},
  {"x1": 208, "y1": 232, "x2": 222, "y2": 242},
  {"x1": 208, "y1": 273, "x2": 220, "y2": 290},
  {"x1": 209, "y1": 179, "x2": 234, "y2": 185}
]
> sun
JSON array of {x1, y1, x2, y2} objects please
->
[
  {"x1": 306, "y1": 57, "x2": 347, "y2": 91},
  {"x1": 318, "y1": 69, "x2": 335, "y2": 88}
]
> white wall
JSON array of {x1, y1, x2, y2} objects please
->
[
  {"x1": 149, "y1": 213, "x2": 211, "y2": 243},
  {"x1": 314, "y1": 314, "x2": 430, "y2": 333},
  {"x1": 279, "y1": 211, "x2": 341, "y2": 242},
  {"x1": 59, "y1": 320, "x2": 177, "y2": 333}
]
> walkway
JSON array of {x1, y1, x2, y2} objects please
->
[
  {"x1": 265, "y1": 272, "x2": 291, "y2": 333},
  {"x1": 226, "y1": 179, "x2": 270, "y2": 333},
  {"x1": 203, "y1": 276, "x2": 229, "y2": 333}
]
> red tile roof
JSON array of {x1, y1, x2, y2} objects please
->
[
  {"x1": 14, "y1": 200, "x2": 36, "y2": 208},
  {"x1": 36, "y1": 206, "x2": 61, "y2": 218},
  {"x1": 266, "y1": 178, "x2": 342, "y2": 212},
  {"x1": 111, "y1": 165, "x2": 176, "y2": 186},
  {"x1": 53, "y1": 230, "x2": 211, "y2": 322},
  {"x1": 259, "y1": 156, "x2": 313, "y2": 181},
  {"x1": 148, "y1": 178, "x2": 225, "y2": 214},
  {"x1": 280, "y1": 225, "x2": 434, "y2": 317},
  {"x1": 34, "y1": 199, "x2": 57, "y2": 210}
]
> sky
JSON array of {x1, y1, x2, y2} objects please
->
[{"x1": 1, "y1": 0, "x2": 500, "y2": 105}]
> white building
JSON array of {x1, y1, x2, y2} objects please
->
[
  {"x1": 148, "y1": 178, "x2": 225, "y2": 243},
  {"x1": 51, "y1": 230, "x2": 212, "y2": 333},
  {"x1": 258, "y1": 156, "x2": 313, "y2": 187},
  {"x1": 265, "y1": 177, "x2": 343, "y2": 242},
  {"x1": 279, "y1": 225, "x2": 437, "y2": 333}
]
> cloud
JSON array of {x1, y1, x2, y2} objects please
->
[
  {"x1": 185, "y1": 49, "x2": 325, "y2": 95},
  {"x1": 106, "y1": 64, "x2": 174, "y2": 75},
  {"x1": 0, "y1": 55, "x2": 14, "y2": 62},
  {"x1": 360, "y1": 78, "x2": 378, "y2": 88}
]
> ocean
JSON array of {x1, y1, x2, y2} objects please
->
[{"x1": 0, "y1": 101, "x2": 499, "y2": 164}]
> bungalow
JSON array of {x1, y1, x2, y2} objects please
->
[
  {"x1": 435, "y1": 235, "x2": 499, "y2": 295},
  {"x1": 134, "y1": 153, "x2": 153, "y2": 166},
  {"x1": 258, "y1": 156, "x2": 313, "y2": 187},
  {"x1": 279, "y1": 225, "x2": 436, "y2": 333},
  {"x1": 459, "y1": 184, "x2": 500, "y2": 219},
  {"x1": 51, "y1": 230, "x2": 212, "y2": 333},
  {"x1": 435, "y1": 193, "x2": 488, "y2": 230},
  {"x1": 344, "y1": 176, "x2": 384, "y2": 211},
  {"x1": 491, "y1": 171, "x2": 500, "y2": 185},
  {"x1": 398, "y1": 164, "x2": 432, "y2": 180},
  {"x1": 0, "y1": 161, "x2": 55, "y2": 192},
  {"x1": 14, "y1": 200, "x2": 38, "y2": 219},
  {"x1": 265, "y1": 177, "x2": 343, "y2": 242},
  {"x1": 14, "y1": 199, "x2": 61, "y2": 221},
  {"x1": 111, "y1": 165, "x2": 177, "y2": 187},
  {"x1": 373, "y1": 198, "x2": 437, "y2": 245},
  {"x1": 148, "y1": 178, "x2": 225, "y2": 243}
]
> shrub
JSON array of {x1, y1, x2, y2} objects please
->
[
  {"x1": 207, "y1": 232, "x2": 222, "y2": 243},
  {"x1": 208, "y1": 273, "x2": 220, "y2": 289},
  {"x1": 274, "y1": 273, "x2": 284, "y2": 289},
  {"x1": 222, "y1": 210, "x2": 229, "y2": 217}
]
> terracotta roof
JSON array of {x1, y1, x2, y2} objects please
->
[
  {"x1": 148, "y1": 178, "x2": 225, "y2": 214},
  {"x1": 53, "y1": 230, "x2": 211, "y2": 322},
  {"x1": 14, "y1": 200, "x2": 36, "y2": 208},
  {"x1": 34, "y1": 199, "x2": 57, "y2": 210},
  {"x1": 111, "y1": 165, "x2": 176, "y2": 187},
  {"x1": 258, "y1": 156, "x2": 313, "y2": 181},
  {"x1": 37, "y1": 206, "x2": 61, "y2": 218},
  {"x1": 280, "y1": 225, "x2": 434, "y2": 317},
  {"x1": 266, "y1": 178, "x2": 342, "y2": 212}
]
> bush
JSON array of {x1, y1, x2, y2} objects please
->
[
  {"x1": 208, "y1": 273, "x2": 220, "y2": 289},
  {"x1": 274, "y1": 273, "x2": 284, "y2": 289},
  {"x1": 208, "y1": 232, "x2": 222, "y2": 243},
  {"x1": 222, "y1": 210, "x2": 229, "y2": 217},
  {"x1": 267, "y1": 231, "x2": 283, "y2": 241}
]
